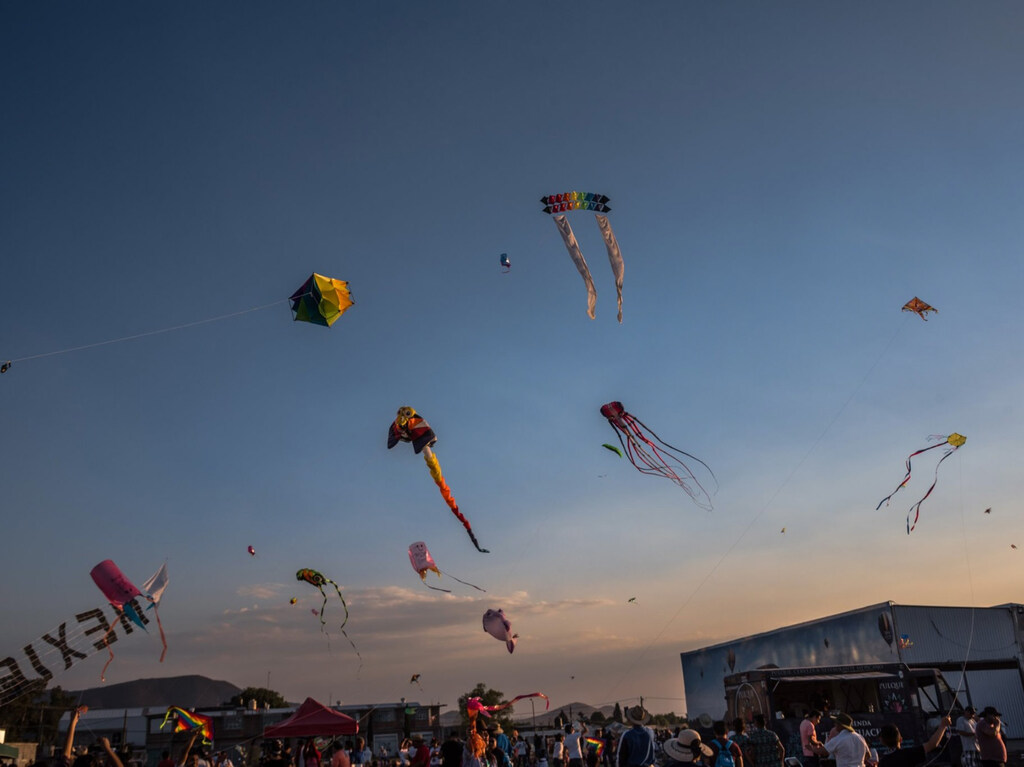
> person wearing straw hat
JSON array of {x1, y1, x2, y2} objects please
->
[
  {"x1": 617, "y1": 705, "x2": 656, "y2": 767},
  {"x1": 823, "y1": 714, "x2": 868, "y2": 767},
  {"x1": 663, "y1": 731, "x2": 713, "y2": 767}
]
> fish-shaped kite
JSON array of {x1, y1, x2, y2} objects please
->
[
  {"x1": 600, "y1": 401, "x2": 717, "y2": 509},
  {"x1": 542, "y1": 192, "x2": 623, "y2": 322},
  {"x1": 902, "y1": 297, "x2": 937, "y2": 320},
  {"x1": 876, "y1": 433, "x2": 966, "y2": 533},
  {"x1": 483, "y1": 608, "x2": 518, "y2": 653},
  {"x1": 388, "y1": 407, "x2": 488, "y2": 552},
  {"x1": 408, "y1": 541, "x2": 484, "y2": 593}
]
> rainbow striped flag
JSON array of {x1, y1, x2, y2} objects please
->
[
  {"x1": 584, "y1": 739, "x2": 604, "y2": 758},
  {"x1": 161, "y1": 706, "x2": 214, "y2": 744}
]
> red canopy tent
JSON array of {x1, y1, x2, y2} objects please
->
[{"x1": 263, "y1": 698, "x2": 359, "y2": 737}]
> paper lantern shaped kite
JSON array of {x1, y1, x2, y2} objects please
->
[
  {"x1": 408, "y1": 541, "x2": 484, "y2": 593},
  {"x1": 388, "y1": 407, "x2": 489, "y2": 553},
  {"x1": 902, "y1": 297, "x2": 937, "y2": 320},
  {"x1": 876, "y1": 433, "x2": 966, "y2": 533},
  {"x1": 290, "y1": 273, "x2": 354, "y2": 327},
  {"x1": 160, "y1": 706, "x2": 214, "y2": 744}
]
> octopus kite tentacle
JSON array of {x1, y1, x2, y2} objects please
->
[{"x1": 601, "y1": 401, "x2": 717, "y2": 510}]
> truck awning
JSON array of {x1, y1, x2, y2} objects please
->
[{"x1": 771, "y1": 671, "x2": 896, "y2": 682}]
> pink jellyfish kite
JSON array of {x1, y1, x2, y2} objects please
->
[{"x1": 408, "y1": 542, "x2": 484, "y2": 593}]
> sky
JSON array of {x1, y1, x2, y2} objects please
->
[{"x1": 2, "y1": 2, "x2": 1024, "y2": 720}]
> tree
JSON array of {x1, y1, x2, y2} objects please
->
[
  {"x1": 590, "y1": 711, "x2": 606, "y2": 723},
  {"x1": 611, "y1": 703, "x2": 623, "y2": 723},
  {"x1": 457, "y1": 683, "x2": 514, "y2": 731},
  {"x1": 228, "y1": 687, "x2": 288, "y2": 709}
]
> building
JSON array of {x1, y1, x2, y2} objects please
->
[
  {"x1": 60, "y1": 700, "x2": 444, "y2": 767},
  {"x1": 680, "y1": 601, "x2": 1024, "y2": 728}
]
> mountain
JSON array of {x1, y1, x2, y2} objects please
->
[{"x1": 68, "y1": 675, "x2": 242, "y2": 709}]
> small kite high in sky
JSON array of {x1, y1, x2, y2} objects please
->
[
  {"x1": 600, "y1": 401, "x2": 717, "y2": 510},
  {"x1": 410, "y1": 673, "x2": 422, "y2": 689},
  {"x1": 388, "y1": 407, "x2": 489, "y2": 553},
  {"x1": 902, "y1": 297, "x2": 937, "y2": 320},
  {"x1": 876, "y1": 433, "x2": 966, "y2": 533},
  {"x1": 602, "y1": 443, "x2": 623, "y2": 458},
  {"x1": 247, "y1": 545, "x2": 256, "y2": 557},
  {"x1": 542, "y1": 192, "x2": 624, "y2": 322},
  {"x1": 408, "y1": 541, "x2": 485, "y2": 593},
  {"x1": 295, "y1": 568, "x2": 360, "y2": 662},
  {"x1": 500, "y1": 253, "x2": 511, "y2": 273},
  {"x1": 290, "y1": 273, "x2": 354, "y2": 327}
]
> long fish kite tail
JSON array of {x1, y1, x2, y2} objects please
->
[
  {"x1": 876, "y1": 441, "x2": 948, "y2": 510},
  {"x1": 422, "y1": 449, "x2": 490, "y2": 553},
  {"x1": 905, "y1": 447, "x2": 958, "y2": 534},
  {"x1": 317, "y1": 585, "x2": 329, "y2": 631}
]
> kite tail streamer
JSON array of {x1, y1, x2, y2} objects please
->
[
  {"x1": 327, "y1": 580, "x2": 363, "y2": 667},
  {"x1": 623, "y1": 415, "x2": 717, "y2": 510},
  {"x1": 553, "y1": 215, "x2": 597, "y2": 320},
  {"x1": 151, "y1": 603, "x2": 168, "y2": 663},
  {"x1": 438, "y1": 569, "x2": 486, "y2": 592},
  {"x1": 422, "y1": 447, "x2": 489, "y2": 553},
  {"x1": 596, "y1": 214, "x2": 624, "y2": 323},
  {"x1": 906, "y1": 447, "x2": 959, "y2": 534},
  {"x1": 876, "y1": 441, "x2": 949, "y2": 510}
]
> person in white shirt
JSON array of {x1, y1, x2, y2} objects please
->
[
  {"x1": 956, "y1": 707, "x2": 979, "y2": 767},
  {"x1": 565, "y1": 725, "x2": 587, "y2": 767},
  {"x1": 824, "y1": 714, "x2": 869, "y2": 767}
]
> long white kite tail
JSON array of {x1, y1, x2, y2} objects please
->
[
  {"x1": 596, "y1": 214, "x2": 624, "y2": 323},
  {"x1": 553, "y1": 214, "x2": 597, "y2": 320}
]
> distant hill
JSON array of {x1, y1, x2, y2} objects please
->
[{"x1": 69, "y1": 675, "x2": 242, "y2": 709}]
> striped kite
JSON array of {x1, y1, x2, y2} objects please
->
[{"x1": 161, "y1": 707, "x2": 214, "y2": 744}]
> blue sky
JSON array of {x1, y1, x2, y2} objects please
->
[{"x1": 2, "y1": 2, "x2": 1023, "y2": 716}]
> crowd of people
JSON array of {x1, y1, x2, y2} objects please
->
[{"x1": 15, "y1": 702, "x2": 1010, "y2": 767}]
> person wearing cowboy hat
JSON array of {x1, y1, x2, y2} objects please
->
[
  {"x1": 617, "y1": 705, "x2": 656, "y2": 767},
  {"x1": 975, "y1": 707, "x2": 1006, "y2": 767},
  {"x1": 823, "y1": 714, "x2": 869, "y2": 767},
  {"x1": 663, "y1": 730, "x2": 713, "y2": 767}
]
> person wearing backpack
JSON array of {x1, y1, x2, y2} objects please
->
[
  {"x1": 708, "y1": 721, "x2": 744, "y2": 767},
  {"x1": 616, "y1": 705, "x2": 656, "y2": 767}
]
